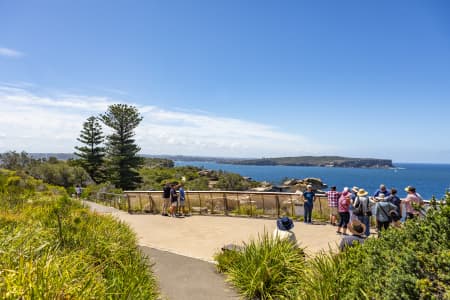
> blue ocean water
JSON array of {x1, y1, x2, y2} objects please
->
[{"x1": 175, "y1": 161, "x2": 450, "y2": 200}]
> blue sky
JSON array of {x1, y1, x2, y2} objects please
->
[{"x1": 1, "y1": 0, "x2": 450, "y2": 162}]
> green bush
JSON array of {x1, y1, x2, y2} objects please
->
[{"x1": 215, "y1": 233, "x2": 305, "y2": 299}]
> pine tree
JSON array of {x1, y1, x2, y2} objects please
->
[
  {"x1": 100, "y1": 104, "x2": 144, "y2": 190},
  {"x1": 74, "y1": 116, "x2": 105, "y2": 183}
]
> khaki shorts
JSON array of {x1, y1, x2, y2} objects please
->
[
  {"x1": 329, "y1": 207, "x2": 338, "y2": 215},
  {"x1": 171, "y1": 201, "x2": 178, "y2": 207}
]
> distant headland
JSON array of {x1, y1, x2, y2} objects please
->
[{"x1": 218, "y1": 156, "x2": 393, "y2": 169}]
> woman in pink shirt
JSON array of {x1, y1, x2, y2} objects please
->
[
  {"x1": 403, "y1": 186, "x2": 424, "y2": 220},
  {"x1": 337, "y1": 187, "x2": 351, "y2": 235}
]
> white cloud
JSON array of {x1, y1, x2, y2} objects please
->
[
  {"x1": 0, "y1": 47, "x2": 23, "y2": 58},
  {"x1": 0, "y1": 84, "x2": 332, "y2": 157}
]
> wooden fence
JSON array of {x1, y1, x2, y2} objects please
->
[{"x1": 92, "y1": 190, "x2": 332, "y2": 220}]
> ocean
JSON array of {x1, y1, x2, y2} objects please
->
[{"x1": 174, "y1": 161, "x2": 450, "y2": 200}]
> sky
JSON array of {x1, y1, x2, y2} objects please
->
[{"x1": 1, "y1": 0, "x2": 450, "y2": 163}]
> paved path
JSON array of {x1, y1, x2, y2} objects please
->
[
  {"x1": 141, "y1": 247, "x2": 239, "y2": 300},
  {"x1": 85, "y1": 200, "x2": 345, "y2": 299}
]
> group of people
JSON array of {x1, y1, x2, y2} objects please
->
[
  {"x1": 321, "y1": 184, "x2": 425, "y2": 237},
  {"x1": 274, "y1": 183, "x2": 425, "y2": 251},
  {"x1": 161, "y1": 182, "x2": 187, "y2": 217}
]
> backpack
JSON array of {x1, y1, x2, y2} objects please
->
[{"x1": 353, "y1": 197, "x2": 364, "y2": 216}]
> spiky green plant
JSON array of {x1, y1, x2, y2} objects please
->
[{"x1": 216, "y1": 233, "x2": 305, "y2": 299}]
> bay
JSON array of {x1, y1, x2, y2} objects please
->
[{"x1": 175, "y1": 161, "x2": 450, "y2": 200}]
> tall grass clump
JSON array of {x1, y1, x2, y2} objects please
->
[
  {"x1": 215, "y1": 233, "x2": 305, "y2": 299},
  {"x1": 0, "y1": 169, "x2": 159, "y2": 299}
]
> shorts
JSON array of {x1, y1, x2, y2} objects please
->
[
  {"x1": 171, "y1": 201, "x2": 178, "y2": 207},
  {"x1": 179, "y1": 200, "x2": 185, "y2": 207},
  {"x1": 329, "y1": 207, "x2": 338, "y2": 215}
]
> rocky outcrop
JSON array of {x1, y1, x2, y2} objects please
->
[{"x1": 282, "y1": 177, "x2": 328, "y2": 193}]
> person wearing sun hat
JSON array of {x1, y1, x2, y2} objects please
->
[
  {"x1": 349, "y1": 186, "x2": 359, "y2": 220},
  {"x1": 339, "y1": 220, "x2": 366, "y2": 250},
  {"x1": 374, "y1": 193, "x2": 398, "y2": 236},
  {"x1": 273, "y1": 216, "x2": 297, "y2": 245},
  {"x1": 353, "y1": 188, "x2": 374, "y2": 236},
  {"x1": 403, "y1": 186, "x2": 424, "y2": 220}
]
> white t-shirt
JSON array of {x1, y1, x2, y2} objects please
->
[{"x1": 272, "y1": 228, "x2": 297, "y2": 245}]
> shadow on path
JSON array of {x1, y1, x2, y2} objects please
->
[{"x1": 141, "y1": 247, "x2": 239, "y2": 300}]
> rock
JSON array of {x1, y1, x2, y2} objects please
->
[{"x1": 282, "y1": 177, "x2": 328, "y2": 192}]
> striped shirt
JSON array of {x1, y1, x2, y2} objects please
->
[{"x1": 326, "y1": 191, "x2": 340, "y2": 207}]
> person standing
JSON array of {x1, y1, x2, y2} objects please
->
[
  {"x1": 336, "y1": 189, "x2": 351, "y2": 235},
  {"x1": 403, "y1": 186, "x2": 424, "y2": 220},
  {"x1": 161, "y1": 183, "x2": 171, "y2": 216},
  {"x1": 374, "y1": 194, "x2": 398, "y2": 236},
  {"x1": 302, "y1": 185, "x2": 315, "y2": 224},
  {"x1": 349, "y1": 186, "x2": 359, "y2": 220},
  {"x1": 353, "y1": 188, "x2": 374, "y2": 237},
  {"x1": 178, "y1": 183, "x2": 186, "y2": 217},
  {"x1": 325, "y1": 186, "x2": 340, "y2": 226},
  {"x1": 75, "y1": 184, "x2": 82, "y2": 199},
  {"x1": 169, "y1": 183, "x2": 178, "y2": 217},
  {"x1": 386, "y1": 188, "x2": 402, "y2": 226},
  {"x1": 373, "y1": 184, "x2": 391, "y2": 198}
]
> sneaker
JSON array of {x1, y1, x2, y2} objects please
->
[{"x1": 336, "y1": 231, "x2": 342, "y2": 235}]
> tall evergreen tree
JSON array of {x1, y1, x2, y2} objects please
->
[
  {"x1": 74, "y1": 116, "x2": 105, "y2": 183},
  {"x1": 100, "y1": 104, "x2": 143, "y2": 190}
]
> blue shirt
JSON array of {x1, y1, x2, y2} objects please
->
[
  {"x1": 179, "y1": 187, "x2": 185, "y2": 200},
  {"x1": 373, "y1": 189, "x2": 391, "y2": 197},
  {"x1": 303, "y1": 191, "x2": 315, "y2": 206}
]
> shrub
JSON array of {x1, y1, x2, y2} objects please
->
[{"x1": 215, "y1": 233, "x2": 305, "y2": 299}]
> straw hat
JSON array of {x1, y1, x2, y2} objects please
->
[
  {"x1": 277, "y1": 216, "x2": 294, "y2": 231},
  {"x1": 357, "y1": 188, "x2": 368, "y2": 197},
  {"x1": 404, "y1": 186, "x2": 416, "y2": 193},
  {"x1": 352, "y1": 186, "x2": 359, "y2": 193},
  {"x1": 348, "y1": 220, "x2": 366, "y2": 235}
]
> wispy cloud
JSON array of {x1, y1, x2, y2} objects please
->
[
  {"x1": 0, "y1": 84, "x2": 332, "y2": 157},
  {"x1": 0, "y1": 47, "x2": 24, "y2": 58}
]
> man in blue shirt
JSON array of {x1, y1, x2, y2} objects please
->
[
  {"x1": 302, "y1": 185, "x2": 315, "y2": 224},
  {"x1": 373, "y1": 184, "x2": 391, "y2": 198}
]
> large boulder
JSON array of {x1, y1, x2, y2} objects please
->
[{"x1": 283, "y1": 177, "x2": 327, "y2": 192}]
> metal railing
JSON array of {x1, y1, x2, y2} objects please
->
[
  {"x1": 90, "y1": 190, "x2": 333, "y2": 220},
  {"x1": 90, "y1": 190, "x2": 437, "y2": 221}
]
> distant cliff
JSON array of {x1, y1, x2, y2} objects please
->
[{"x1": 219, "y1": 156, "x2": 393, "y2": 168}]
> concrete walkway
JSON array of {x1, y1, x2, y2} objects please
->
[
  {"x1": 84, "y1": 201, "x2": 344, "y2": 299},
  {"x1": 141, "y1": 247, "x2": 239, "y2": 300}
]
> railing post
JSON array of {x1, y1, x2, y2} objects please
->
[
  {"x1": 276, "y1": 195, "x2": 280, "y2": 218},
  {"x1": 148, "y1": 193, "x2": 154, "y2": 213},
  {"x1": 223, "y1": 193, "x2": 228, "y2": 216},
  {"x1": 261, "y1": 194, "x2": 265, "y2": 216},
  {"x1": 198, "y1": 193, "x2": 202, "y2": 215},
  {"x1": 210, "y1": 192, "x2": 214, "y2": 215},
  {"x1": 249, "y1": 194, "x2": 253, "y2": 217},
  {"x1": 290, "y1": 195, "x2": 295, "y2": 217},
  {"x1": 237, "y1": 193, "x2": 240, "y2": 215},
  {"x1": 138, "y1": 193, "x2": 143, "y2": 212},
  {"x1": 186, "y1": 192, "x2": 191, "y2": 215},
  {"x1": 126, "y1": 194, "x2": 131, "y2": 213}
]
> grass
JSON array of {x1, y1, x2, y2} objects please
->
[
  {"x1": 215, "y1": 233, "x2": 305, "y2": 299},
  {"x1": 0, "y1": 169, "x2": 159, "y2": 299}
]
